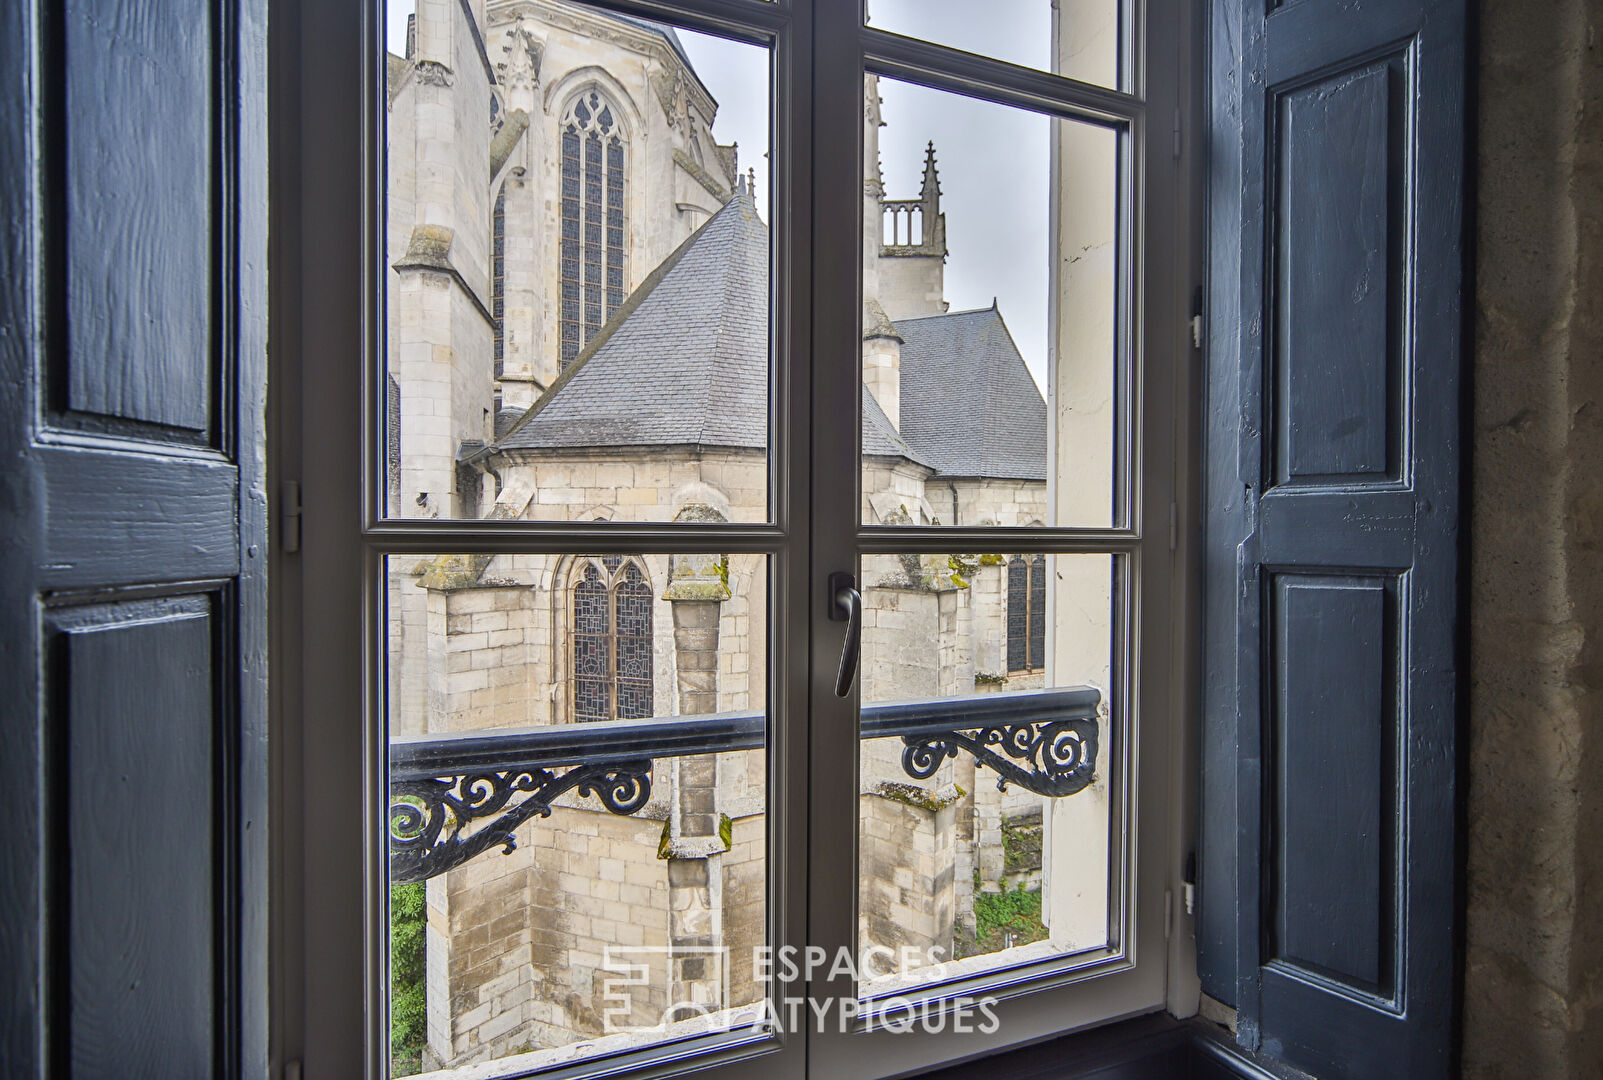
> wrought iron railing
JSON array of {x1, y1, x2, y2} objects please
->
[{"x1": 388, "y1": 687, "x2": 1102, "y2": 883}]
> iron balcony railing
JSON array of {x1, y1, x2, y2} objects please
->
[{"x1": 389, "y1": 687, "x2": 1102, "y2": 883}]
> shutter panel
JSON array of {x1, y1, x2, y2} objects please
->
[
  {"x1": 0, "y1": 0, "x2": 269, "y2": 1073},
  {"x1": 1202, "y1": 0, "x2": 1468, "y2": 1076}
]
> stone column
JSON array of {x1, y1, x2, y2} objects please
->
[{"x1": 662, "y1": 554, "x2": 732, "y2": 1020}]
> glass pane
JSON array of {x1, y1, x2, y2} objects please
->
[
  {"x1": 385, "y1": 552, "x2": 770, "y2": 1076},
  {"x1": 864, "y1": 0, "x2": 1122, "y2": 89},
  {"x1": 855, "y1": 552, "x2": 1119, "y2": 996},
  {"x1": 858, "y1": 76, "x2": 1122, "y2": 529},
  {"x1": 384, "y1": 1, "x2": 773, "y2": 521}
]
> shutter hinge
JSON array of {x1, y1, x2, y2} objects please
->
[
  {"x1": 1183, "y1": 851, "x2": 1197, "y2": 916},
  {"x1": 1172, "y1": 106, "x2": 1182, "y2": 159},
  {"x1": 284, "y1": 1061, "x2": 303, "y2": 1080},
  {"x1": 1190, "y1": 285, "x2": 1204, "y2": 350},
  {"x1": 1169, "y1": 500, "x2": 1178, "y2": 551},
  {"x1": 280, "y1": 480, "x2": 302, "y2": 554},
  {"x1": 1165, "y1": 889, "x2": 1174, "y2": 939}
]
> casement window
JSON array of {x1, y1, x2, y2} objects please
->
[{"x1": 0, "y1": 0, "x2": 1466, "y2": 1077}]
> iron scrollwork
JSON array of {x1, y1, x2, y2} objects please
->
[
  {"x1": 900, "y1": 717, "x2": 1099, "y2": 797},
  {"x1": 389, "y1": 760, "x2": 652, "y2": 884}
]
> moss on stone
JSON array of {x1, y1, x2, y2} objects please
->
[
  {"x1": 873, "y1": 781, "x2": 965, "y2": 812},
  {"x1": 658, "y1": 813, "x2": 734, "y2": 860}
]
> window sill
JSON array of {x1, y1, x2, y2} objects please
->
[{"x1": 905, "y1": 1015, "x2": 1309, "y2": 1080}]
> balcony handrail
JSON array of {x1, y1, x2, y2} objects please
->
[
  {"x1": 388, "y1": 687, "x2": 1103, "y2": 883},
  {"x1": 389, "y1": 687, "x2": 1100, "y2": 781}
]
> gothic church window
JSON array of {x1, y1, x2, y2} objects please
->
[
  {"x1": 1006, "y1": 554, "x2": 1046, "y2": 673},
  {"x1": 559, "y1": 90, "x2": 627, "y2": 371},
  {"x1": 571, "y1": 556, "x2": 654, "y2": 721},
  {"x1": 492, "y1": 182, "x2": 505, "y2": 377}
]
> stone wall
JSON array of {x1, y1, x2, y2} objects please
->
[
  {"x1": 1464, "y1": 1, "x2": 1603, "y2": 1076},
  {"x1": 423, "y1": 801, "x2": 768, "y2": 1068}
]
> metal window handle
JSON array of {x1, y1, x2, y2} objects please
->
[{"x1": 829, "y1": 571, "x2": 861, "y2": 698}]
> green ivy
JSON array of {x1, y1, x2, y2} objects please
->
[{"x1": 391, "y1": 881, "x2": 427, "y2": 1076}]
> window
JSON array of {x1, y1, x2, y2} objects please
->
[
  {"x1": 297, "y1": 0, "x2": 1191, "y2": 1076},
  {"x1": 559, "y1": 88, "x2": 627, "y2": 371},
  {"x1": 492, "y1": 182, "x2": 505, "y2": 376},
  {"x1": 1005, "y1": 554, "x2": 1046, "y2": 673},
  {"x1": 571, "y1": 556, "x2": 654, "y2": 722}
]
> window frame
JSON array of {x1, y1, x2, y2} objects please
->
[{"x1": 275, "y1": 0, "x2": 1203, "y2": 1077}]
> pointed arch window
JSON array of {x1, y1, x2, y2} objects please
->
[
  {"x1": 559, "y1": 90, "x2": 627, "y2": 371},
  {"x1": 571, "y1": 556, "x2": 654, "y2": 722},
  {"x1": 1006, "y1": 554, "x2": 1047, "y2": 673},
  {"x1": 491, "y1": 182, "x2": 505, "y2": 377}
]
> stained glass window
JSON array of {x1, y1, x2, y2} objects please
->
[
  {"x1": 570, "y1": 557, "x2": 654, "y2": 721},
  {"x1": 574, "y1": 563, "x2": 610, "y2": 722},
  {"x1": 491, "y1": 184, "x2": 505, "y2": 377},
  {"x1": 1006, "y1": 555, "x2": 1047, "y2": 673},
  {"x1": 558, "y1": 90, "x2": 627, "y2": 372}
]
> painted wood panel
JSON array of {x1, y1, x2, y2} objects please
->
[
  {"x1": 57, "y1": 598, "x2": 218, "y2": 1078},
  {"x1": 1271, "y1": 59, "x2": 1403, "y2": 485},
  {"x1": 39, "y1": 446, "x2": 241, "y2": 589},
  {"x1": 1, "y1": 0, "x2": 268, "y2": 1073},
  {"x1": 1269, "y1": 574, "x2": 1393, "y2": 993},
  {"x1": 1205, "y1": 0, "x2": 1466, "y2": 1073},
  {"x1": 63, "y1": 0, "x2": 214, "y2": 433}
]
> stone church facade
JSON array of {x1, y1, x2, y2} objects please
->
[{"x1": 385, "y1": 1, "x2": 1084, "y2": 1072}]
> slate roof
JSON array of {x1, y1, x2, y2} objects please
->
[
  {"x1": 500, "y1": 190, "x2": 766, "y2": 453},
  {"x1": 895, "y1": 306, "x2": 1048, "y2": 481},
  {"x1": 497, "y1": 194, "x2": 1039, "y2": 480}
]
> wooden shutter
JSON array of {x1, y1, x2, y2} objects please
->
[
  {"x1": 0, "y1": 0, "x2": 269, "y2": 1073},
  {"x1": 1201, "y1": 0, "x2": 1468, "y2": 1076}
]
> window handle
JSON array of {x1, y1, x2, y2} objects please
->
[{"x1": 829, "y1": 571, "x2": 861, "y2": 698}]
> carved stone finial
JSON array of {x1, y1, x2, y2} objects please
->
[
  {"x1": 496, "y1": 21, "x2": 543, "y2": 94},
  {"x1": 921, "y1": 140, "x2": 941, "y2": 199}
]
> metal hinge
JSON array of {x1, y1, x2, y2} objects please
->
[
  {"x1": 1169, "y1": 500, "x2": 1178, "y2": 551},
  {"x1": 1190, "y1": 285, "x2": 1204, "y2": 350},
  {"x1": 284, "y1": 1061, "x2": 303, "y2": 1080},
  {"x1": 1172, "y1": 106, "x2": 1182, "y2": 159},
  {"x1": 1165, "y1": 889, "x2": 1174, "y2": 939},
  {"x1": 280, "y1": 480, "x2": 302, "y2": 554}
]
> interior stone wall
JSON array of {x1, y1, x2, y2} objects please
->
[{"x1": 1465, "y1": 1, "x2": 1603, "y2": 1076}]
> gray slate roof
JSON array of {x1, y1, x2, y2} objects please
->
[
  {"x1": 498, "y1": 196, "x2": 1031, "y2": 478},
  {"x1": 500, "y1": 191, "x2": 770, "y2": 453},
  {"x1": 895, "y1": 306, "x2": 1047, "y2": 481}
]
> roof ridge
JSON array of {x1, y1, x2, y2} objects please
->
[{"x1": 894, "y1": 305, "x2": 996, "y2": 323}]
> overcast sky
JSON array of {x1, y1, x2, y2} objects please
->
[{"x1": 386, "y1": 1, "x2": 1057, "y2": 387}]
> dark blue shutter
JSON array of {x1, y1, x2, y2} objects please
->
[
  {"x1": 0, "y1": 0, "x2": 269, "y2": 1073},
  {"x1": 1202, "y1": 0, "x2": 1468, "y2": 1076}
]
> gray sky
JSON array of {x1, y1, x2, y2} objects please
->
[{"x1": 386, "y1": 1, "x2": 1057, "y2": 387}]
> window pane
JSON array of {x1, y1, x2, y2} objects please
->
[
  {"x1": 385, "y1": 553, "x2": 770, "y2": 1076},
  {"x1": 858, "y1": 76, "x2": 1122, "y2": 529},
  {"x1": 383, "y1": 1, "x2": 773, "y2": 521},
  {"x1": 855, "y1": 553, "x2": 1120, "y2": 996},
  {"x1": 864, "y1": 0, "x2": 1122, "y2": 90}
]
